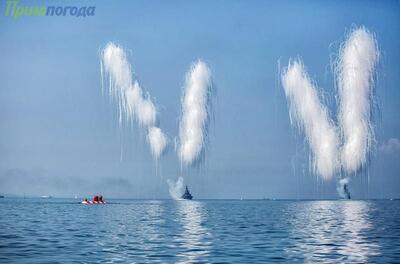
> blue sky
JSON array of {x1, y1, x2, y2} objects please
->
[{"x1": 0, "y1": 0, "x2": 399, "y2": 198}]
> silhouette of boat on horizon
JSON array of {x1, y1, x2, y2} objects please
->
[
  {"x1": 343, "y1": 183, "x2": 351, "y2": 200},
  {"x1": 181, "y1": 186, "x2": 193, "y2": 200}
]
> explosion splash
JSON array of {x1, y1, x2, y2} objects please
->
[{"x1": 167, "y1": 177, "x2": 184, "y2": 200}]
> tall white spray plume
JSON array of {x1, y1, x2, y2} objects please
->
[
  {"x1": 100, "y1": 42, "x2": 167, "y2": 159},
  {"x1": 281, "y1": 59, "x2": 339, "y2": 180},
  {"x1": 168, "y1": 60, "x2": 213, "y2": 199},
  {"x1": 178, "y1": 60, "x2": 212, "y2": 166},
  {"x1": 282, "y1": 26, "x2": 379, "y2": 199},
  {"x1": 336, "y1": 27, "x2": 379, "y2": 175}
]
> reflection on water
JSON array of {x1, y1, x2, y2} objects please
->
[
  {"x1": 340, "y1": 201, "x2": 379, "y2": 262},
  {"x1": 1, "y1": 199, "x2": 398, "y2": 263},
  {"x1": 176, "y1": 201, "x2": 212, "y2": 263},
  {"x1": 289, "y1": 201, "x2": 380, "y2": 263}
]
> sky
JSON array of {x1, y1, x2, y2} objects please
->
[{"x1": 0, "y1": 0, "x2": 399, "y2": 199}]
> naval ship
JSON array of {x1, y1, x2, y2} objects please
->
[
  {"x1": 343, "y1": 183, "x2": 351, "y2": 199},
  {"x1": 181, "y1": 186, "x2": 193, "y2": 200}
]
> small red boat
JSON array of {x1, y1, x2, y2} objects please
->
[{"x1": 81, "y1": 195, "x2": 106, "y2": 204}]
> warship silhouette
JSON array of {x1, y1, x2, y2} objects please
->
[
  {"x1": 181, "y1": 185, "x2": 193, "y2": 200},
  {"x1": 343, "y1": 183, "x2": 351, "y2": 199}
]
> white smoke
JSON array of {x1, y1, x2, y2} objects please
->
[
  {"x1": 167, "y1": 177, "x2": 184, "y2": 200},
  {"x1": 336, "y1": 27, "x2": 379, "y2": 174},
  {"x1": 178, "y1": 60, "x2": 212, "y2": 166},
  {"x1": 281, "y1": 59, "x2": 340, "y2": 180},
  {"x1": 282, "y1": 26, "x2": 379, "y2": 198},
  {"x1": 147, "y1": 127, "x2": 168, "y2": 159},
  {"x1": 100, "y1": 42, "x2": 167, "y2": 159}
]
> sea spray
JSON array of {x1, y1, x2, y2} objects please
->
[
  {"x1": 336, "y1": 27, "x2": 379, "y2": 174},
  {"x1": 100, "y1": 42, "x2": 168, "y2": 159},
  {"x1": 281, "y1": 59, "x2": 340, "y2": 180},
  {"x1": 337, "y1": 178, "x2": 351, "y2": 199},
  {"x1": 167, "y1": 177, "x2": 184, "y2": 200}
]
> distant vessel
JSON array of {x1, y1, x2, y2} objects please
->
[
  {"x1": 181, "y1": 186, "x2": 193, "y2": 200},
  {"x1": 343, "y1": 184, "x2": 351, "y2": 200},
  {"x1": 40, "y1": 195, "x2": 53, "y2": 199}
]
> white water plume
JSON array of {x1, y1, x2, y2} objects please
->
[
  {"x1": 167, "y1": 177, "x2": 184, "y2": 200},
  {"x1": 336, "y1": 27, "x2": 379, "y2": 174},
  {"x1": 178, "y1": 60, "x2": 212, "y2": 166},
  {"x1": 100, "y1": 42, "x2": 167, "y2": 159},
  {"x1": 282, "y1": 59, "x2": 340, "y2": 180}
]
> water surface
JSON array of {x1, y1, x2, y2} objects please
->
[{"x1": 1, "y1": 199, "x2": 399, "y2": 263}]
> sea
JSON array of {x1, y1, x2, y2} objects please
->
[{"x1": 0, "y1": 198, "x2": 399, "y2": 263}]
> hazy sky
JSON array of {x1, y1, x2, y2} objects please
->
[{"x1": 0, "y1": 0, "x2": 399, "y2": 199}]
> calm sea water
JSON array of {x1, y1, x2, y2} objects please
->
[{"x1": 1, "y1": 198, "x2": 399, "y2": 263}]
